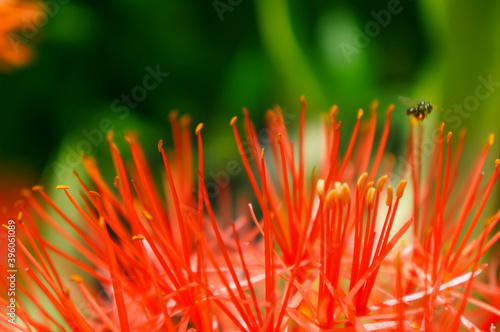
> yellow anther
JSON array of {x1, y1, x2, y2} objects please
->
[
  {"x1": 195, "y1": 123, "x2": 203, "y2": 135},
  {"x1": 180, "y1": 114, "x2": 191, "y2": 126},
  {"x1": 334, "y1": 181, "x2": 342, "y2": 193},
  {"x1": 326, "y1": 190, "x2": 337, "y2": 210},
  {"x1": 410, "y1": 117, "x2": 417, "y2": 127},
  {"x1": 366, "y1": 187, "x2": 376, "y2": 208},
  {"x1": 330, "y1": 105, "x2": 338, "y2": 117},
  {"x1": 386, "y1": 104, "x2": 395, "y2": 115},
  {"x1": 396, "y1": 180, "x2": 407, "y2": 198},
  {"x1": 341, "y1": 183, "x2": 351, "y2": 206},
  {"x1": 158, "y1": 139, "x2": 163, "y2": 152},
  {"x1": 168, "y1": 110, "x2": 178, "y2": 121},
  {"x1": 357, "y1": 172, "x2": 368, "y2": 191},
  {"x1": 395, "y1": 250, "x2": 402, "y2": 268},
  {"x1": 376, "y1": 175, "x2": 388, "y2": 192},
  {"x1": 99, "y1": 216, "x2": 105, "y2": 229},
  {"x1": 70, "y1": 275, "x2": 83, "y2": 283},
  {"x1": 316, "y1": 179, "x2": 325, "y2": 200},
  {"x1": 106, "y1": 131, "x2": 114, "y2": 142},
  {"x1": 386, "y1": 185, "x2": 393, "y2": 206},
  {"x1": 142, "y1": 210, "x2": 153, "y2": 220},
  {"x1": 357, "y1": 108, "x2": 364, "y2": 120}
]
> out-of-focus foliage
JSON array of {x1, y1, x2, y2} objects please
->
[{"x1": 0, "y1": 0, "x2": 499, "y2": 186}]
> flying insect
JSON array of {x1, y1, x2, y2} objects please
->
[{"x1": 398, "y1": 96, "x2": 440, "y2": 121}]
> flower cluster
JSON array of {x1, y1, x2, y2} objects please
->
[{"x1": 2, "y1": 98, "x2": 500, "y2": 331}]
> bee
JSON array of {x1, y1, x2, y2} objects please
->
[{"x1": 398, "y1": 96, "x2": 440, "y2": 121}]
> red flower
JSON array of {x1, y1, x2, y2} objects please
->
[
  {"x1": 0, "y1": 0, "x2": 42, "y2": 71},
  {"x1": 2, "y1": 98, "x2": 499, "y2": 331}
]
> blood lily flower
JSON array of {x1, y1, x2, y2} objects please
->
[
  {"x1": 2, "y1": 98, "x2": 500, "y2": 331},
  {"x1": 0, "y1": 0, "x2": 42, "y2": 71}
]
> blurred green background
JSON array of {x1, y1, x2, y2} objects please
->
[{"x1": 1, "y1": 0, "x2": 500, "y2": 194}]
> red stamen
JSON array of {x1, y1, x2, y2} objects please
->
[
  {"x1": 230, "y1": 116, "x2": 263, "y2": 206},
  {"x1": 337, "y1": 109, "x2": 363, "y2": 179},
  {"x1": 159, "y1": 139, "x2": 192, "y2": 269},
  {"x1": 98, "y1": 217, "x2": 130, "y2": 332},
  {"x1": 368, "y1": 105, "x2": 394, "y2": 181}
]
